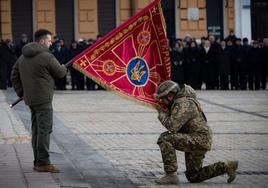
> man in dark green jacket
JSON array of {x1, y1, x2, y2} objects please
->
[{"x1": 11, "y1": 29, "x2": 67, "y2": 173}]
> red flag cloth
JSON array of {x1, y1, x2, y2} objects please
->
[{"x1": 72, "y1": 0, "x2": 170, "y2": 107}]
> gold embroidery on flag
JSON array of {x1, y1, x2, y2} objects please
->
[
  {"x1": 78, "y1": 57, "x2": 89, "y2": 69},
  {"x1": 103, "y1": 60, "x2": 116, "y2": 76},
  {"x1": 137, "y1": 31, "x2": 151, "y2": 47},
  {"x1": 90, "y1": 15, "x2": 150, "y2": 61}
]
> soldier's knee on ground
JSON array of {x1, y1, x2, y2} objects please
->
[{"x1": 185, "y1": 171, "x2": 202, "y2": 183}]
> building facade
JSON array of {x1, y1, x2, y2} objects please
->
[{"x1": 0, "y1": 0, "x2": 267, "y2": 45}]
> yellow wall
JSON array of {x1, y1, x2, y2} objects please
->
[
  {"x1": 177, "y1": 0, "x2": 207, "y2": 38},
  {"x1": 2, "y1": 0, "x2": 233, "y2": 41},
  {"x1": 76, "y1": 0, "x2": 98, "y2": 39},
  {"x1": 34, "y1": 0, "x2": 56, "y2": 35},
  {"x1": 226, "y1": 0, "x2": 234, "y2": 32},
  {"x1": 118, "y1": 0, "x2": 131, "y2": 24},
  {"x1": 135, "y1": 0, "x2": 154, "y2": 12},
  {"x1": 0, "y1": 0, "x2": 12, "y2": 40},
  {"x1": 117, "y1": 0, "x2": 153, "y2": 25}
]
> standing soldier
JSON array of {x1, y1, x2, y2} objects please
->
[{"x1": 154, "y1": 80, "x2": 238, "y2": 184}]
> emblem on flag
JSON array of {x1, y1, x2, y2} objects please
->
[
  {"x1": 127, "y1": 57, "x2": 149, "y2": 86},
  {"x1": 103, "y1": 60, "x2": 116, "y2": 76}
]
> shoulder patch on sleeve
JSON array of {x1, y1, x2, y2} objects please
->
[{"x1": 171, "y1": 103, "x2": 180, "y2": 114}]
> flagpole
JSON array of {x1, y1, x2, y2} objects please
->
[{"x1": 9, "y1": 60, "x2": 74, "y2": 108}]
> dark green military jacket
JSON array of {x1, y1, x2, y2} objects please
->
[
  {"x1": 158, "y1": 85, "x2": 212, "y2": 150},
  {"x1": 11, "y1": 42, "x2": 67, "y2": 106}
]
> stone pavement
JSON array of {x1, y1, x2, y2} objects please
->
[
  {"x1": 0, "y1": 90, "x2": 62, "y2": 188},
  {"x1": 1, "y1": 88, "x2": 268, "y2": 188}
]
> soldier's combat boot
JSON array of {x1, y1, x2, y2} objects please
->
[
  {"x1": 225, "y1": 161, "x2": 238, "y2": 183},
  {"x1": 155, "y1": 172, "x2": 179, "y2": 185}
]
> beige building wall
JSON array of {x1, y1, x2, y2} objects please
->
[
  {"x1": 0, "y1": 0, "x2": 12, "y2": 40},
  {"x1": 2, "y1": 0, "x2": 235, "y2": 41},
  {"x1": 135, "y1": 0, "x2": 154, "y2": 12},
  {"x1": 34, "y1": 0, "x2": 56, "y2": 35},
  {"x1": 177, "y1": 0, "x2": 207, "y2": 38},
  {"x1": 226, "y1": 0, "x2": 234, "y2": 33},
  {"x1": 75, "y1": 0, "x2": 98, "y2": 40},
  {"x1": 117, "y1": 0, "x2": 154, "y2": 25},
  {"x1": 117, "y1": 0, "x2": 131, "y2": 25}
]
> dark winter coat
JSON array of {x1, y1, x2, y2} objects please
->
[
  {"x1": 11, "y1": 42, "x2": 67, "y2": 105},
  {"x1": 216, "y1": 47, "x2": 231, "y2": 76}
]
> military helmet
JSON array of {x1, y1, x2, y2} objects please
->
[{"x1": 154, "y1": 80, "x2": 180, "y2": 100}]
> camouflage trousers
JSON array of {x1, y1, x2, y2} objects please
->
[{"x1": 157, "y1": 131, "x2": 226, "y2": 183}]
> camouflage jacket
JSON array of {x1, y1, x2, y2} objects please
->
[{"x1": 157, "y1": 85, "x2": 212, "y2": 150}]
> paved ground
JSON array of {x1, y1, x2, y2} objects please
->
[{"x1": 1, "y1": 88, "x2": 268, "y2": 188}]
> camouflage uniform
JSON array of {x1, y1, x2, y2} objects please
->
[{"x1": 157, "y1": 85, "x2": 226, "y2": 182}]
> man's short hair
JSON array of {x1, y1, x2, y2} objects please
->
[
  {"x1": 34, "y1": 29, "x2": 52, "y2": 41},
  {"x1": 243, "y1": 37, "x2": 248, "y2": 43}
]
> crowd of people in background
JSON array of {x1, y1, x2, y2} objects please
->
[
  {"x1": 0, "y1": 34, "x2": 104, "y2": 90},
  {"x1": 0, "y1": 30, "x2": 268, "y2": 90},
  {"x1": 169, "y1": 31, "x2": 268, "y2": 90}
]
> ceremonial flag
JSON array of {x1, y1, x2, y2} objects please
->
[{"x1": 72, "y1": 0, "x2": 170, "y2": 107}]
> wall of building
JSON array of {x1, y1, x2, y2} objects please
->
[
  {"x1": 1, "y1": 0, "x2": 240, "y2": 42},
  {"x1": 234, "y1": 0, "x2": 251, "y2": 41},
  {"x1": 0, "y1": 0, "x2": 12, "y2": 40},
  {"x1": 34, "y1": 0, "x2": 56, "y2": 36},
  {"x1": 117, "y1": 0, "x2": 131, "y2": 25},
  {"x1": 135, "y1": 0, "x2": 154, "y2": 12},
  {"x1": 224, "y1": 0, "x2": 235, "y2": 35},
  {"x1": 75, "y1": 0, "x2": 98, "y2": 40},
  {"x1": 177, "y1": 0, "x2": 207, "y2": 38}
]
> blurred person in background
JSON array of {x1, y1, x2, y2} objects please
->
[
  {"x1": 170, "y1": 40, "x2": 185, "y2": 85},
  {"x1": 230, "y1": 38, "x2": 244, "y2": 90},
  {"x1": 260, "y1": 38, "x2": 268, "y2": 89},
  {"x1": 15, "y1": 33, "x2": 29, "y2": 58},
  {"x1": 248, "y1": 41, "x2": 261, "y2": 90},
  {"x1": 225, "y1": 30, "x2": 237, "y2": 44},
  {"x1": 69, "y1": 40, "x2": 85, "y2": 90},
  {"x1": 52, "y1": 39, "x2": 69, "y2": 90},
  {"x1": 208, "y1": 35, "x2": 220, "y2": 89},
  {"x1": 185, "y1": 41, "x2": 201, "y2": 89},
  {"x1": 0, "y1": 39, "x2": 16, "y2": 89},
  {"x1": 216, "y1": 39, "x2": 231, "y2": 90},
  {"x1": 200, "y1": 40, "x2": 215, "y2": 89}
]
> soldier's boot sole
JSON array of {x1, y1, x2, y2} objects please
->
[{"x1": 226, "y1": 161, "x2": 238, "y2": 183}]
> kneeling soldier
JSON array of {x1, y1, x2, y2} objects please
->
[{"x1": 154, "y1": 80, "x2": 238, "y2": 184}]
